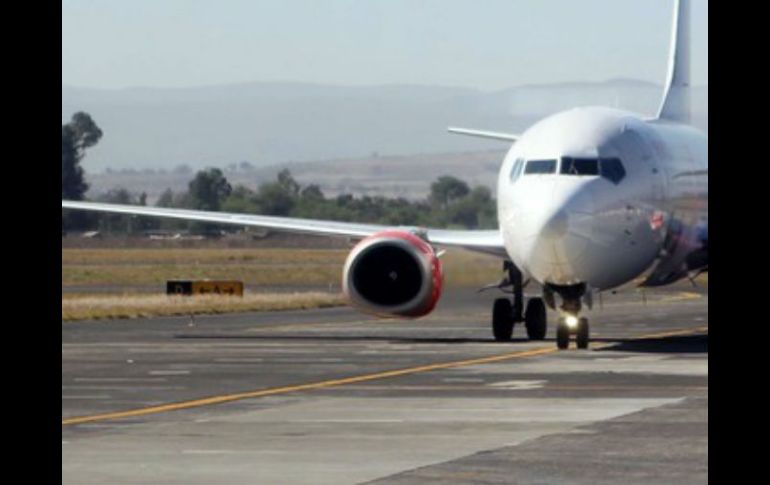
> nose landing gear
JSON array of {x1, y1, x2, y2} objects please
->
[
  {"x1": 556, "y1": 315, "x2": 590, "y2": 350},
  {"x1": 553, "y1": 286, "x2": 590, "y2": 350},
  {"x1": 545, "y1": 283, "x2": 592, "y2": 350}
]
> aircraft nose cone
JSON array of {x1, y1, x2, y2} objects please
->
[
  {"x1": 517, "y1": 181, "x2": 596, "y2": 286},
  {"x1": 540, "y1": 210, "x2": 569, "y2": 238}
]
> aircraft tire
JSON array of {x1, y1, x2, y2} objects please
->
[
  {"x1": 492, "y1": 298, "x2": 514, "y2": 341},
  {"x1": 556, "y1": 320, "x2": 570, "y2": 350},
  {"x1": 576, "y1": 317, "x2": 590, "y2": 349},
  {"x1": 525, "y1": 298, "x2": 547, "y2": 340}
]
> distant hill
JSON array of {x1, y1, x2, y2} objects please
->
[{"x1": 63, "y1": 80, "x2": 707, "y2": 173}]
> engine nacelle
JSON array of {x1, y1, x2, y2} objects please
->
[{"x1": 342, "y1": 231, "x2": 443, "y2": 318}]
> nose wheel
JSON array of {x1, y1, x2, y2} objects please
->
[{"x1": 556, "y1": 316, "x2": 590, "y2": 350}]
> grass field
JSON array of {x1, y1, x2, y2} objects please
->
[
  {"x1": 61, "y1": 246, "x2": 503, "y2": 321},
  {"x1": 62, "y1": 247, "x2": 504, "y2": 289},
  {"x1": 62, "y1": 292, "x2": 345, "y2": 321}
]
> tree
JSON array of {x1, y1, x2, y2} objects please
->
[
  {"x1": 185, "y1": 168, "x2": 232, "y2": 234},
  {"x1": 154, "y1": 189, "x2": 190, "y2": 231},
  {"x1": 95, "y1": 188, "x2": 132, "y2": 233},
  {"x1": 222, "y1": 185, "x2": 260, "y2": 214},
  {"x1": 300, "y1": 184, "x2": 324, "y2": 202},
  {"x1": 156, "y1": 189, "x2": 175, "y2": 208},
  {"x1": 62, "y1": 112, "x2": 103, "y2": 231},
  {"x1": 188, "y1": 168, "x2": 232, "y2": 211},
  {"x1": 277, "y1": 169, "x2": 301, "y2": 197},
  {"x1": 62, "y1": 112, "x2": 102, "y2": 200},
  {"x1": 467, "y1": 186, "x2": 497, "y2": 229},
  {"x1": 256, "y1": 182, "x2": 296, "y2": 216},
  {"x1": 442, "y1": 185, "x2": 496, "y2": 229},
  {"x1": 429, "y1": 176, "x2": 470, "y2": 209},
  {"x1": 93, "y1": 188, "x2": 159, "y2": 233},
  {"x1": 254, "y1": 170, "x2": 301, "y2": 216}
]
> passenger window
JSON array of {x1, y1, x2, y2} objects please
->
[
  {"x1": 600, "y1": 158, "x2": 626, "y2": 184},
  {"x1": 561, "y1": 157, "x2": 599, "y2": 176},
  {"x1": 524, "y1": 160, "x2": 557, "y2": 175}
]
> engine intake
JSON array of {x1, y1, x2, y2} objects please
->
[{"x1": 343, "y1": 231, "x2": 443, "y2": 318}]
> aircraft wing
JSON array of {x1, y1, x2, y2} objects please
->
[
  {"x1": 61, "y1": 200, "x2": 508, "y2": 257},
  {"x1": 447, "y1": 127, "x2": 519, "y2": 142}
]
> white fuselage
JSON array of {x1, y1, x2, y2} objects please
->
[{"x1": 497, "y1": 107, "x2": 708, "y2": 291}]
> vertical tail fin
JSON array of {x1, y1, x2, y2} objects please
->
[{"x1": 657, "y1": 0, "x2": 690, "y2": 123}]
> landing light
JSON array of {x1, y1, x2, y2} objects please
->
[{"x1": 565, "y1": 315, "x2": 579, "y2": 329}]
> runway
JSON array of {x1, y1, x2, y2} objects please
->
[{"x1": 62, "y1": 285, "x2": 707, "y2": 484}]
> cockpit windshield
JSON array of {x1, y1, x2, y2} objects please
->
[
  {"x1": 560, "y1": 157, "x2": 626, "y2": 184},
  {"x1": 561, "y1": 157, "x2": 599, "y2": 175},
  {"x1": 511, "y1": 157, "x2": 625, "y2": 184},
  {"x1": 524, "y1": 160, "x2": 557, "y2": 174}
]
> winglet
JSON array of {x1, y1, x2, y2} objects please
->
[
  {"x1": 447, "y1": 127, "x2": 519, "y2": 142},
  {"x1": 657, "y1": 0, "x2": 691, "y2": 123}
]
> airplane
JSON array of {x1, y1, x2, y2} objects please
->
[{"x1": 62, "y1": 0, "x2": 707, "y2": 350}]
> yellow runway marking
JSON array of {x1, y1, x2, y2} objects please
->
[
  {"x1": 660, "y1": 291, "x2": 704, "y2": 303},
  {"x1": 244, "y1": 318, "x2": 383, "y2": 333},
  {"x1": 243, "y1": 315, "x2": 469, "y2": 333},
  {"x1": 62, "y1": 347, "x2": 555, "y2": 426},
  {"x1": 62, "y1": 326, "x2": 707, "y2": 427},
  {"x1": 591, "y1": 325, "x2": 709, "y2": 350},
  {"x1": 625, "y1": 325, "x2": 707, "y2": 341},
  {"x1": 592, "y1": 326, "x2": 708, "y2": 350}
]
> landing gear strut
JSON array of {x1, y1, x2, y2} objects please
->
[{"x1": 490, "y1": 262, "x2": 547, "y2": 342}]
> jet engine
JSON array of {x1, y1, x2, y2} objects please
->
[{"x1": 342, "y1": 231, "x2": 443, "y2": 318}]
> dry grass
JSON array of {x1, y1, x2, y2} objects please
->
[
  {"x1": 61, "y1": 247, "x2": 503, "y2": 321},
  {"x1": 61, "y1": 246, "x2": 706, "y2": 293},
  {"x1": 62, "y1": 248, "x2": 348, "y2": 265},
  {"x1": 61, "y1": 247, "x2": 504, "y2": 288},
  {"x1": 62, "y1": 292, "x2": 346, "y2": 321}
]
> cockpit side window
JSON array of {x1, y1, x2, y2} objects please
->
[
  {"x1": 600, "y1": 158, "x2": 626, "y2": 184},
  {"x1": 524, "y1": 159, "x2": 557, "y2": 174},
  {"x1": 510, "y1": 158, "x2": 525, "y2": 182},
  {"x1": 561, "y1": 157, "x2": 599, "y2": 176}
]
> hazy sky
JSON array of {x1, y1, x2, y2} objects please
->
[{"x1": 62, "y1": 0, "x2": 708, "y2": 91}]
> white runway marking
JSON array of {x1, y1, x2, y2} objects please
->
[
  {"x1": 271, "y1": 358, "x2": 344, "y2": 363},
  {"x1": 214, "y1": 358, "x2": 266, "y2": 363},
  {"x1": 489, "y1": 380, "x2": 548, "y2": 390},
  {"x1": 294, "y1": 419, "x2": 406, "y2": 423},
  {"x1": 182, "y1": 450, "x2": 238, "y2": 455},
  {"x1": 63, "y1": 386, "x2": 186, "y2": 391},
  {"x1": 73, "y1": 377, "x2": 167, "y2": 383}
]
